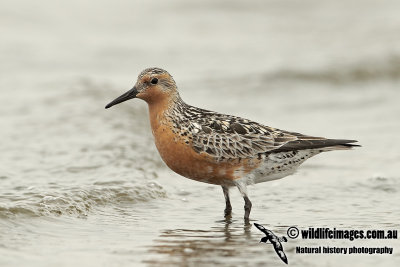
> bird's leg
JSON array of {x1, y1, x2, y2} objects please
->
[
  {"x1": 243, "y1": 196, "x2": 252, "y2": 221},
  {"x1": 234, "y1": 180, "x2": 252, "y2": 221},
  {"x1": 221, "y1": 185, "x2": 232, "y2": 217}
]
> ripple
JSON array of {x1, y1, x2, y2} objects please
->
[
  {"x1": 0, "y1": 181, "x2": 167, "y2": 219},
  {"x1": 356, "y1": 176, "x2": 399, "y2": 193},
  {"x1": 263, "y1": 56, "x2": 400, "y2": 84}
]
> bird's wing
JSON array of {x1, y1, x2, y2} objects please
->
[
  {"x1": 187, "y1": 109, "x2": 296, "y2": 159},
  {"x1": 185, "y1": 106, "x2": 358, "y2": 160},
  {"x1": 254, "y1": 223, "x2": 269, "y2": 234},
  {"x1": 272, "y1": 242, "x2": 289, "y2": 264}
]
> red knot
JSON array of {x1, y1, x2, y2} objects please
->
[{"x1": 105, "y1": 67, "x2": 359, "y2": 221}]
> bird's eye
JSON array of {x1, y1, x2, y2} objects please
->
[{"x1": 150, "y1": 78, "x2": 158, "y2": 85}]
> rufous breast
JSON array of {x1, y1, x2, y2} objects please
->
[{"x1": 147, "y1": 101, "x2": 261, "y2": 185}]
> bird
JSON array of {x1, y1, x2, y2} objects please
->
[
  {"x1": 105, "y1": 67, "x2": 359, "y2": 221},
  {"x1": 254, "y1": 223, "x2": 288, "y2": 264}
]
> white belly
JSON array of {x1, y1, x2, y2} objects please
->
[{"x1": 243, "y1": 149, "x2": 321, "y2": 185}]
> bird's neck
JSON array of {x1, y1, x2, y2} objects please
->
[{"x1": 147, "y1": 92, "x2": 185, "y2": 131}]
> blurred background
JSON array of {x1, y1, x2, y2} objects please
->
[{"x1": 1, "y1": 0, "x2": 399, "y2": 266}]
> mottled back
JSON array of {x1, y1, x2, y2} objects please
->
[{"x1": 165, "y1": 100, "x2": 357, "y2": 161}]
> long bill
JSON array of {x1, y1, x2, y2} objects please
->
[{"x1": 105, "y1": 87, "x2": 139, "y2": 109}]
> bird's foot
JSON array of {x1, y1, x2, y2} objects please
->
[{"x1": 224, "y1": 205, "x2": 232, "y2": 217}]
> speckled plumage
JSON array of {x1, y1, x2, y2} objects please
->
[
  {"x1": 106, "y1": 67, "x2": 359, "y2": 220},
  {"x1": 165, "y1": 97, "x2": 357, "y2": 162}
]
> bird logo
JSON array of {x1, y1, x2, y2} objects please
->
[{"x1": 254, "y1": 223, "x2": 288, "y2": 264}]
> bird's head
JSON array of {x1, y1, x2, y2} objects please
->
[{"x1": 105, "y1": 67, "x2": 178, "y2": 109}]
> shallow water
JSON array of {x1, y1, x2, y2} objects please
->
[{"x1": 1, "y1": 0, "x2": 400, "y2": 266}]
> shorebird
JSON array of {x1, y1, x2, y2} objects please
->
[{"x1": 105, "y1": 67, "x2": 359, "y2": 221}]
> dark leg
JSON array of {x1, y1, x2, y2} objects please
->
[
  {"x1": 221, "y1": 185, "x2": 232, "y2": 217},
  {"x1": 235, "y1": 181, "x2": 252, "y2": 221},
  {"x1": 243, "y1": 196, "x2": 252, "y2": 221}
]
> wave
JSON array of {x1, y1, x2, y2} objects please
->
[
  {"x1": 0, "y1": 181, "x2": 166, "y2": 219},
  {"x1": 264, "y1": 56, "x2": 400, "y2": 84},
  {"x1": 356, "y1": 176, "x2": 399, "y2": 193}
]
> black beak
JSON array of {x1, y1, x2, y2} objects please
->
[{"x1": 105, "y1": 87, "x2": 139, "y2": 109}]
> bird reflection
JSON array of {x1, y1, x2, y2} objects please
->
[{"x1": 145, "y1": 218, "x2": 285, "y2": 266}]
